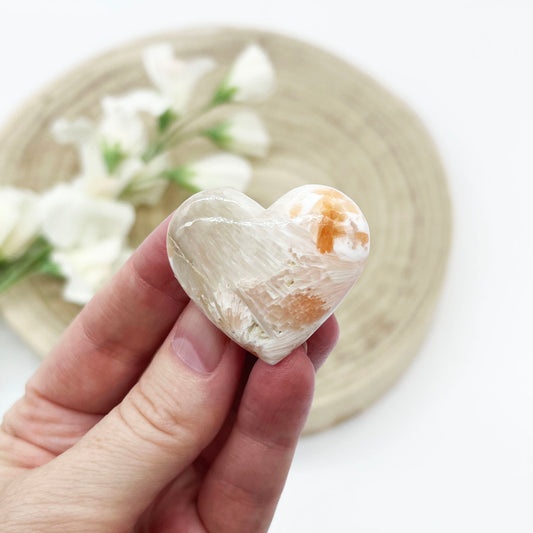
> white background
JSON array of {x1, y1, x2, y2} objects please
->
[{"x1": 1, "y1": 1, "x2": 532, "y2": 531}]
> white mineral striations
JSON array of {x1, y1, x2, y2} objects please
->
[{"x1": 167, "y1": 184, "x2": 370, "y2": 365}]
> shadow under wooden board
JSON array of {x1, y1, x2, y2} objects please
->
[{"x1": 0, "y1": 27, "x2": 451, "y2": 435}]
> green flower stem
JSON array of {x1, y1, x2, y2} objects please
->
[
  {"x1": 130, "y1": 123, "x2": 228, "y2": 197},
  {"x1": 0, "y1": 237, "x2": 61, "y2": 294},
  {"x1": 160, "y1": 167, "x2": 200, "y2": 193},
  {"x1": 142, "y1": 106, "x2": 206, "y2": 162},
  {"x1": 210, "y1": 83, "x2": 238, "y2": 106},
  {"x1": 166, "y1": 128, "x2": 204, "y2": 147},
  {"x1": 201, "y1": 121, "x2": 231, "y2": 148},
  {"x1": 141, "y1": 140, "x2": 166, "y2": 163},
  {"x1": 102, "y1": 142, "x2": 126, "y2": 174},
  {"x1": 142, "y1": 127, "x2": 208, "y2": 164},
  {"x1": 172, "y1": 103, "x2": 214, "y2": 133},
  {"x1": 142, "y1": 95, "x2": 232, "y2": 163},
  {"x1": 158, "y1": 109, "x2": 178, "y2": 133},
  {"x1": 118, "y1": 174, "x2": 159, "y2": 199}
]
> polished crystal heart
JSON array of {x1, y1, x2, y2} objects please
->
[{"x1": 167, "y1": 185, "x2": 370, "y2": 365}]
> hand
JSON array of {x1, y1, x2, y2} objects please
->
[{"x1": 0, "y1": 216, "x2": 339, "y2": 532}]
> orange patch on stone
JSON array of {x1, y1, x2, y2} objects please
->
[
  {"x1": 356, "y1": 232, "x2": 369, "y2": 247},
  {"x1": 311, "y1": 188, "x2": 358, "y2": 254},
  {"x1": 275, "y1": 291, "x2": 327, "y2": 327},
  {"x1": 312, "y1": 188, "x2": 358, "y2": 213},
  {"x1": 289, "y1": 203, "x2": 302, "y2": 218},
  {"x1": 245, "y1": 284, "x2": 328, "y2": 329}
]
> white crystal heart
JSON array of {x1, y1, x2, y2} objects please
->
[{"x1": 167, "y1": 184, "x2": 370, "y2": 365}]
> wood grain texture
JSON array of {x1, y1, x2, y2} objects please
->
[{"x1": 0, "y1": 27, "x2": 451, "y2": 434}]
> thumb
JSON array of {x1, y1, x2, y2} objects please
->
[{"x1": 19, "y1": 302, "x2": 245, "y2": 528}]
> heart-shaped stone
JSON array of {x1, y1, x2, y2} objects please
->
[{"x1": 167, "y1": 184, "x2": 370, "y2": 365}]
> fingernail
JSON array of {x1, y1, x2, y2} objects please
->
[{"x1": 171, "y1": 304, "x2": 226, "y2": 374}]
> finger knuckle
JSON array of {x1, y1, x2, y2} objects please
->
[{"x1": 116, "y1": 380, "x2": 197, "y2": 454}]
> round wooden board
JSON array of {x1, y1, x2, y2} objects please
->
[{"x1": 0, "y1": 27, "x2": 451, "y2": 434}]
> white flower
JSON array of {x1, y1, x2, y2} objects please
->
[
  {"x1": 52, "y1": 97, "x2": 147, "y2": 166},
  {"x1": 182, "y1": 153, "x2": 252, "y2": 192},
  {"x1": 115, "y1": 154, "x2": 171, "y2": 206},
  {"x1": 40, "y1": 184, "x2": 134, "y2": 250},
  {"x1": 223, "y1": 44, "x2": 275, "y2": 103},
  {"x1": 53, "y1": 241, "x2": 133, "y2": 305},
  {"x1": 40, "y1": 184, "x2": 135, "y2": 304},
  {"x1": 99, "y1": 98, "x2": 148, "y2": 154},
  {"x1": 0, "y1": 187, "x2": 41, "y2": 260},
  {"x1": 72, "y1": 153, "x2": 171, "y2": 206},
  {"x1": 52, "y1": 103, "x2": 147, "y2": 161},
  {"x1": 142, "y1": 43, "x2": 215, "y2": 115},
  {"x1": 205, "y1": 111, "x2": 270, "y2": 157},
  {"x1": 51, "y1": 114, "x2": 168, "y2": 206},
  {"x1": 52, "y1": 118, "x2": 106, "y2": 179}
]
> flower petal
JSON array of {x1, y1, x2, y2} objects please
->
[
  {"x1": 142, "y1": 43, "x2": 177, "y2": 92},
  {"x1": 72, "y1": 173, "x2": 125, "y2": 200},
  {"x1": 225, "y1": 111, "x2": 270, "y2": 157},
  {"x1": 142, "y1": 42, "x2": 215, "y2": 114},
  {"x1": 226, "y1": 44, "x2": 275, "y2": 103},
  {"x1": 53, "y1": 240, "x2": 132, "y2": 305},
  {"x1": 119, "y1": 154, "x2": 171, "y2": 206},
  {"x1": 51, "y1": 117, "x2": 108, "y2": 180},
  {"x1": 186, "y1": 152, "x2": 252, "y2": 192},
  {"x1": 40, "y1": 184, "x2": 135, "y2": 249},
  {"x1": 99, "y1": 104, "x2": 147, "y2": 155},
  {"x1": 0, "y1": 187, "x2": 41, "y2": 260}
]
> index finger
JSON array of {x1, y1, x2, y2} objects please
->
[{"x1": 26, "y1": 215, "x2": 189, "y2": 414}]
